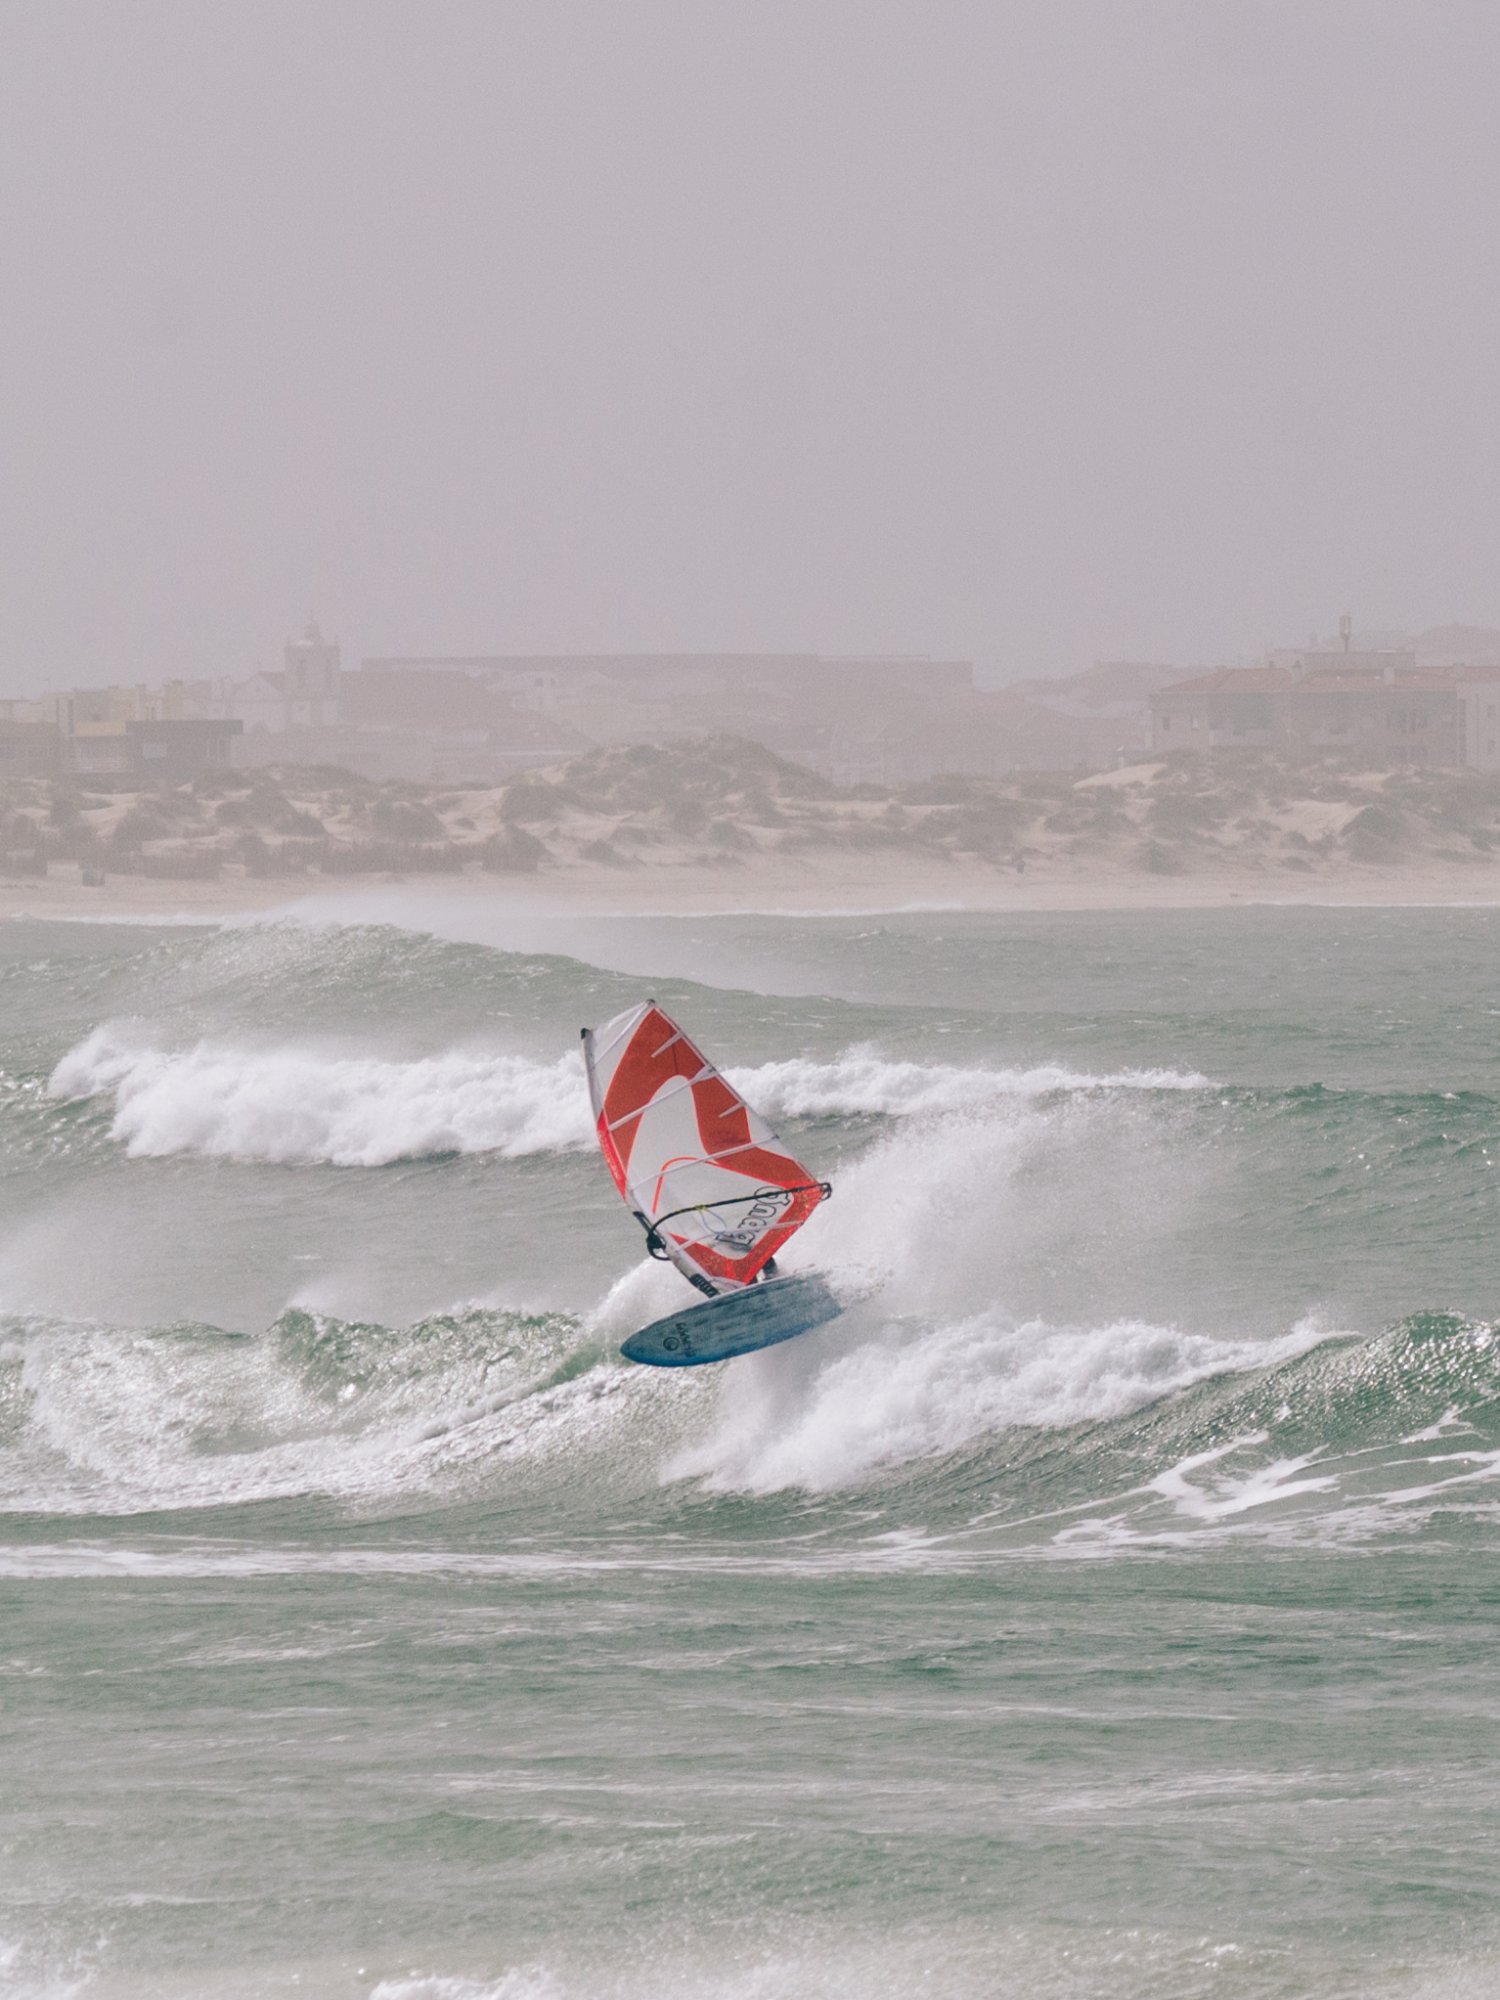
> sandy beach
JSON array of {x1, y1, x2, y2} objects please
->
[{"x1": 8, "y1": 851, "x2": 1500, "y2": 926}]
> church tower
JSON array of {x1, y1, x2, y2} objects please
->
[{"x1": 283, "y1": 618, "x2": 341, "y2": 727}]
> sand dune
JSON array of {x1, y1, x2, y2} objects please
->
[{"x1": 8, "y1": 734, "x2": 1500, "y2": 920}]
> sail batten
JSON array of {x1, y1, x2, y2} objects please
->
[
  {"x1": 582, "y1": 1001, "x2": 828, "y2": 1292},
  {"x1": 602, "y1": 1071, "x2": 707, "y2": 1131}
]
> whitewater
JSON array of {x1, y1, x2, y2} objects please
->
[
  {"x1": 46, "y1": 1025, "x2": 1208, "y2": 1165},
  {"x1": 7, "y1": 903, "x2": 1500, "y2": 1999}
]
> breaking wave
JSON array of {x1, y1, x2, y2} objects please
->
[
  {"x1": 666, "y1": 1313, "x2": 1333, "y2": 1496},
  {"x1": 17, "y1": 922, "x2": 1498, "y2": 1551},
  {"x1": 45, "y1": 1026, "x2": 1210, "y2": 1166},
  {"x1": 0, "y1": 1290, "x2": 1327, "y2": 1522},
  {"x1": 0, "y1": 1301, "x2": 655, "y2": 1518},
  {"x1": 47, "y1": 1031, "x2": 590, "y2": 1166},
  {"x1": 8, "y1": 1297, "x2": 1500, "y2": 1554}
]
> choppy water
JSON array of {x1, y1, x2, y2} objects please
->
[{"x1": 5, "y1": 898, "x2": 1500, "y2": 1998}]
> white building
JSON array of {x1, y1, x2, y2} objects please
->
[
  {"x1": 283, "y1": 619, "x2": 341, "y2": 727},
  {"x1": 229, "y1": 620, "x2": 342, "y2": 734}
]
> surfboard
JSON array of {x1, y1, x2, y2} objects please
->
[
  {"x1": 581, "y1": 1001, "x2": 840, "y2": 1366},
  {"x1": 620, "y1": 1270, "x2": 843, "y2": 1367}
]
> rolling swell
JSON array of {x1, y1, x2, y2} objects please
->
[
  {"x1": 661, "y1": 1307, "x2": 1500, "y2": 1554},
  {"x1": 42, "y1": 1029, "x2": 1210, "y2": 1166},
  {"x1": 5, "y1": 914, "x2": 1500, "y2": 1555},
  {"x1": 4, "y1": 1298, "x2": 1499, "y2": 1557},
  {"x1": 0, "y1": 1300, "x2": 649, "y2": 1521}
]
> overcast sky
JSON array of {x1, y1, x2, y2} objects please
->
[{"x1": 3, "y1": 1, "x2": 1499, "y2": 691}]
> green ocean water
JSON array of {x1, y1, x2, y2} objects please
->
[{"x1": 4, "y1": 901, "x2": 1500, "y2": 1999}]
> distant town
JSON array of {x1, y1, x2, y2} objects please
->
[{"x1": 6, "y1": 616, "x2": 1500, "y2": 792}]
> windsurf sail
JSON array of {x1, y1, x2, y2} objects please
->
[{"x1": 581, "y1": 1002, "x2": 830, "y2": 1295}]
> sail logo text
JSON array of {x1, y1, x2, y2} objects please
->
[{"x1": 713, "y1": 1190, "x2": 791, "y2": 1251}]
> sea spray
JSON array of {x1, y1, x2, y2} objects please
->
[
  {"x1": 16, "y1": 910, "x2": 1500, "y2": 1996},
  {"x1": 664, "y1": 1312, "x2": 1334, "y2": 1495},
  {"x1": 47, "y1": 1025, "x2": 1211, "y2": 1166},
  {"x1": 48, "y1": 1028, "x2": 594, "y2": 1165}
]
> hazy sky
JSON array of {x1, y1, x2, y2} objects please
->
[{"x1": 3, "y1": 1, "x2": 1499, "y2": 691}]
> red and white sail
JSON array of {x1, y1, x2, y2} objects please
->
[{"x1": 582, "y1": 1002, "x2": 827, "y2": 1292}]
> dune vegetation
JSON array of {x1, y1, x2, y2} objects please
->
[{"x1": 7, "y1": 736, "x2": 1500, "y2": 885}]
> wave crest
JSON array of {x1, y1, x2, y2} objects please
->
[
  {"x1": 46, "y1": 1028, "x2": 1210, "y2": 1167},
  {"x1": 48, "y1": 1028, "x2": 589, "y2": 1166},
  {"x1": 666, "y1": 1311, "x2": 1330, "y2": 1495}
]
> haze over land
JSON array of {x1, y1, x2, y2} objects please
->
[
  {"x1": 6, "y1": 2, "x2": 1500, "y2": 694},
  {"x1": 14, "y1": 11, "x2": 1500, "y2": 2000}
]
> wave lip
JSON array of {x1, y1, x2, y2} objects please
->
[
  {"x1": 666, "y1": 1311, "x2": 1332, "y2": 1496},
  {"x1": 47, "y1": 1028, "x2": 592, "y2": 1166},
  {"x1": 0, "y1": 1303, "x2": 627, "y2": 1519},
  {"x1": 46, "y1": 1027, "x2": 1211, "y2": 1168},
  {"x1": 743, "y1": 1048, "x2": 1210, "y2": 1120}
]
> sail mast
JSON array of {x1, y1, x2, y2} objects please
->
[{"x1": 582, "y1": 1002, "x2": 829, "y2": 1292}]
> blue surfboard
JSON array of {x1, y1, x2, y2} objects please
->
[{"x1": 620, "y1": 1271, "x2": 842, "y2": 1368}]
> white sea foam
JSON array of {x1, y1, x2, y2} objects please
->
[
  {"x1": 733, "y1": 1050, "x2": 1208, "y2": 1120},
  {"x1": 371, "y1": 1975, "x2": 556, "y2": 2000},
  {"x1": 16, "y1": 1029, "x2": 1250, "y2": 1515},
  {"x1": 47, "y1": 1025, "x2": 1209, "y2": 1166},
  {"x1": 0, "y1": 1931, "x2": 87, "y2": 2000},
  {"x1": 0, "y1": 1303, "x2": 663, "y2": 1518},
  {"x1": 666, "y1": 1312, "x2": 1328, "y2": 1496},
  {"x1": 47, "y1": 1029, "x2": 591, "y2": 1165},
  {"x1": 18, "y1": 1022, "x2": 1337, "y2": 1521},
  {"x1": 1147, "y1": 1439, "x2": 1341, "y2": 1520},
  {"x1": 660, "y1": 1085, "x2": 1331, "y2": 1495}
]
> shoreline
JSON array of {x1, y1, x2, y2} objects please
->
[{"x1": 8, "y1": 855, "x2": 1500, "y2": 925}]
